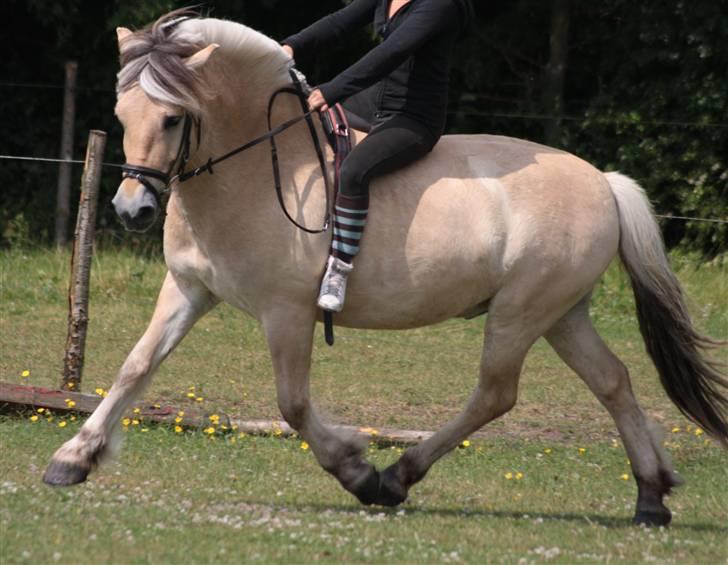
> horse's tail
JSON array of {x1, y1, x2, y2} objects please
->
[{"x1": 605, "y1": 171, "x2": 728, "y2": 446}]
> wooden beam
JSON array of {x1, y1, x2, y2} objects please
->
[{"x1": 0, "y1": 382, "x2": 433, "y2": 446}]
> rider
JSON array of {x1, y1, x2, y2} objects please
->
[{"x1": 282, "y1": 0, "x2": 473, "y2": 312}]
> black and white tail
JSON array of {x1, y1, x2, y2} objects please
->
[{"x1": 606, "y1": 172, "x2": 728, "y2": 446}]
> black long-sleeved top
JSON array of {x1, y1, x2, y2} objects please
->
[{"x1": 283, "y1": 0, "x2": 471, "y2": 136}]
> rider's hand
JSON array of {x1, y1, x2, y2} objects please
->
[
  {"x1": 308, "y1": 89, "x2": 329, "y2": 113},
  {"x1": 281, "y1": 44, "x2": 294, "y2": 59}
]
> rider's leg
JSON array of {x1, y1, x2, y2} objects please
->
[{"x1": 318, "y1": 115, "x2": 437, "y2": 312}]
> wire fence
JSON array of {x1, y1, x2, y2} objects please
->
[
  {"x1": 1, "y1": 154, "x2": 725, "y2": 226},
  {"x1": 2, "y1": 75, "x2": 726, "y2": 227},
  {"x1": 4, "y1": 80, "x2": 728, "y2": 129}
]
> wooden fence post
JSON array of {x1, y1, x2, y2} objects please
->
[
  {"x1": 55, "y1": 61, "x2": 78, "y2": 248},
  {"x1": 61, "y1": 130, "x2": 107, "y2": 391}
]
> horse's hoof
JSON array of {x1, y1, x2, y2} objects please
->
[
  {"x1": 351, "y1": 467, "x2": 381, "y2": 506},
  {"x1": 42, "y1": 460, "x2": 89, "y2": 486},
  {"x1": 632, "y1": 509, "x2": 672, "y2": 527},
  {"x1": 376, "y1": 464, "x2": 408, "y2": 507}
]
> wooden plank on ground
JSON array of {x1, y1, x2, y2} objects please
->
[{"x1": 0, "y1": 382, "x2": 432, "y2": 446}]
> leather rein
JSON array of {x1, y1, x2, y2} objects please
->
[{"x1": 121, "y1": 72, "x2": 334, "y2": 234}]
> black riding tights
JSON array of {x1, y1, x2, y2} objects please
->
[{"x1": 338, "y1": 115, "x2": 438, "y2": 198}]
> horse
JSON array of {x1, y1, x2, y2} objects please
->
[{"x1": 43, "y1": 11, "x2": 727, "y2": 527}]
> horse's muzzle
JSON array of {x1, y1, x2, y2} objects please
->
[{"x1": 112, "y1": 182, "x2": 161, "y2": 233}]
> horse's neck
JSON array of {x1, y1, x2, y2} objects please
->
[{"x1": 171, "y1": 58, "x2": 330, "y2": 265}]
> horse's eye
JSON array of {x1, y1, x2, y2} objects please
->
[{"x1": 163, "y1": 115, "x2": 183, "y2": 130}]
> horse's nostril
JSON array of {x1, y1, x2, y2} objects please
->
[{"x1": 137, "y1": 205, "x2": 157, "y2": 224}]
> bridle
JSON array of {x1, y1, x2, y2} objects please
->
[
  {"x1": 120, "y1": 72, "x2": 333, "y2": 234},
  {"x1": 120, "y1": 114, "x2": 197, "y2": 209}
]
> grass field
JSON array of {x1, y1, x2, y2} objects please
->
[{"x1": 1, "y1": 247, "x2": 727, "y2": 563}]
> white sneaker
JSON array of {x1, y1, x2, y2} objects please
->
[{"x1": 317, "y1": 256, "x2": 353, "y2": 312}]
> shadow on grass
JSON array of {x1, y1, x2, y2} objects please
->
[{"x1": 244, "y1": 498, "x2": 728, "y2": 534}]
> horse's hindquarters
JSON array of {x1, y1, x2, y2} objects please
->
[{"x1": 332, "y1": 136, "x2": 619, "y2": 330}]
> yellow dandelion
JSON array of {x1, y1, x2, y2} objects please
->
[
  {"x1": 132, "y1": 419, "x2": 140, "y2": 426},
  {"x1": 204, "y1": 427, "x2": 215, "y2": 435},
  {"x1": 68, "y1": 382, "x2": 75, "y2": 389},
  {"x1": 37, "y1": 408, "x2": 45, "y2": 414},
  {"x1": 505, "y1": 472, "x2": 514, "y2": 480},
  {"x1": 186, "y1": 392, "x2": 196, "y2": 399},
  {"x1": 46, "y1": 417, "x2": 54, "y2": 423},
  {"x1": 153, "y1": 404, "x2": 161, "y2": 409},
  {"x1": 671, "y1": 426, "x2": 680, "y2": 433},
  {"x1": 515, "y1": 472, "x2": 523, "y2": 480},
  {"x1": 461, "y1": 440, "x2": 471, "y2": 448},
  {"x1": 209, "y1": 414, "x2": 220, "y2": 423},
  {"x1": 620, "y1": 474, "x2": 630, "y2": 481},
  {"x1": 301, "y1": 441, "x2": 310, "y2": 451},
  {"x1": 65, "y1": 400, "x2": 76, "y2": 408},
  {"x1": 141, "y1": 428, "x2": 149, "y2": 433},
  {"x1": 578, "y1": 447, "x2": 586, "y2": 455},
  {"x1": 238, "y1": 432, "x2": 247, "y2": 439},
  {"x1": 695, "y1": 428, "x2": 704, "y2": 436},
  {"x1": 359, "y1": 427, "x2": 379, "y2": 436},
  {"x1": 177, "y1": 411, "x2": 185, "y2": 417},
  {"x1": 133, "y1": 408, "x2": 141, "y2": 414},
  {"x1": 30, "y1": 415, "x2": 39, "y2": 422},
  {"x1": 174, "y1": 425, "x2": 183, "y2": 433},
  {"x1": 95, "y1": 388, "x2": 105, "y2": 396},
  {"x1": 272, "y1": 426, "x2": 283, "y2": 437},
  {"x1": 21, "y1": 370, "x2": 30, "y2": 378},
  {"x1": 221, "y1": 425, "x2": 228, "y2": 431},
  {"x1": 195, "y1": 397, "x2": 204, "y2": 402},
  {"x1": 58, "y1": 421, "x2": 67, "y2": 428},
  {"x1": 122, "y1": 418, "x2": 131, "y2": 427},
  {"x1": 544, "y1": 448, "x2": 552, "y2": 454},
  {"x1": 174, "y1": 417, "x2": 183, "y2": 424}
]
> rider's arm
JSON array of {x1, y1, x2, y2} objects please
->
[
  {"x1": 282, "y1": 0, "x2": 377, "y2": 57},
  {"x1": 318, "y1": 0, "x2": 460, "y2": 105}
]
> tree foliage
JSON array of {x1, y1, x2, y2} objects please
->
[{"x1": 1, "y1": 0, "x2": 725, "y2": 253}]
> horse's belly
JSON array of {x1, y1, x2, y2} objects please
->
[{"x1": 335, "y1": 171, "x2": 508, "y2": 329}]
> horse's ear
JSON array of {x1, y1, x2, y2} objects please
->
[
  {"x1": 116, "y1": 27, "x2": 133, "y2": 50},
  {"x1": 184, "y1": 44, "x2": 220, "y2": 69}
]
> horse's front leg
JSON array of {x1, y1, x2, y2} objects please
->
[
  {"x1": 43, "y1": 271, "x2": 217, "y2": 486},
  {"x1": 263, "y1": 306, "x2": 380, "y2": 504}
]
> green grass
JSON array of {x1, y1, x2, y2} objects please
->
[
  {"x1": 1, "y1": 248, "x2": 725, "y2": 438},
  {"x1": 0, "y1": 248, "x2": 727, "y2": 562},
  {"x1": 1, "y1": 417, "x2": 726, "y2": 563}
]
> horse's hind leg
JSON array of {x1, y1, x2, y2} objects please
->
[
  {"x1": 43, "y1": 271, "x2": 216, "y2": 486},
  {"x1": 371, "y1": 292, "x2": 547, "y2": 507},
  {"x1": 545, "y1": 298, "x2": 682, "y2": 526}
]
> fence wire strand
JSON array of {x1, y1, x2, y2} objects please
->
[{"x1": 0, "y1": 154, "x2": 725, "y2": 226}]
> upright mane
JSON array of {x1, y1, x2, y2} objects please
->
[{"x1": 116, "y1": 9, "x2": 292, "y2": 115}]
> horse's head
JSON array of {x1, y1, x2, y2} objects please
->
[{"x1": 112, "y1": 14, "x2": 218, "y2": 232}]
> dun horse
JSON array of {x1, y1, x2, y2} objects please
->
[{"x1": 44, "y1": 12, "x2": 727, "y2": 526}]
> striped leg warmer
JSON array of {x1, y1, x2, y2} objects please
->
[{"x1": 331, "y1": 194, "x2": 369, "y2": 264}]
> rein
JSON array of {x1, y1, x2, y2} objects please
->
[{"x1": 121, "y1": 76, "x2": 332, "y2": 234}]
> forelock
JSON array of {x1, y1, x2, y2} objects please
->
[{"x1": 116, "y1": 10, "x2": 211, "y2": 114}]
